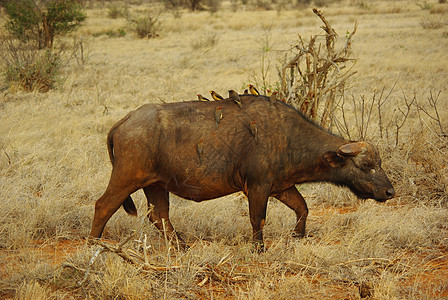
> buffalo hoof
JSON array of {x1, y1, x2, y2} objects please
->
[
  {"x1": 251, "y1": 242, "x2": 266, "y2": 253},
  {"x1": 291, "y1": 231, "x2": 305, "y2": 238},
  {"x1": 86, "y1": 236, "x2": 97, "y2": 246},
  {"x1": 292, "y1": 231, "x2": 313, "y2": 238}
]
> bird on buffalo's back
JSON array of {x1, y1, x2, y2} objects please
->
[
  {"x1": 228, "y1": 90, "x2": 242, "y2": 109},
  {"x1": 248, "y1": 84, "x2": 259, "y2": 95},
  {"x1": 250, "y1": 121, "x2": 258, "y2": 143},
  {"x1": 269, "y1": 91, "x2": 278, "y2": 105},
  {"x1": 210, "y1": 91, "x2": 224, "y2": 101},
  {"x1": 197, "y1": 94, "x2": 210, "y2": 101},
  {"x1": 215, "y1": 106, "x2": 223, "y2": 129}
]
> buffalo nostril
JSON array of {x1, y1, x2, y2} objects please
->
[{"x1": 385, "y1": 188, "x2": 395, "y2": 198}]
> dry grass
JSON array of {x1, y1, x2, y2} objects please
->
[{"x1": 0, "y1": 0, "x2": 447, "y2": 298}]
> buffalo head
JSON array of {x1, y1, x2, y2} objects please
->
[{"x1": 324, "y1": 142, "x2": 395, "y2": 201}]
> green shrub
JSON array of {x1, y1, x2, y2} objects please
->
[{"x1": 4, "y1": 0, "x2": 86, "y2": 49}]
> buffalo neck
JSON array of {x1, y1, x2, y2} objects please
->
[{"x1": 288, "y1": 116, "x2": 347, "y2": 184}]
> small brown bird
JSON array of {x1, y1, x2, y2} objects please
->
[
  {"x1": 250, "y1": 121, "x2": 258, "y2": 143},
  {"x1": 243, "y1": 89, "x2": 249, "y2": 95},
  {"x1": 215, "y1": 106, "x2": 223, "y2": 129},
  {"x1": 197, "y1": 94, "x2": 210, "y2": 101},
  {"x1": 228, "y1": 90, "x2": 242, "y2": 109},
  {"x1": 210, "y1": 91, "x2": 224, "y2": 101},
  {"x1": 269, "y1": 91, "x2": 278, "y2": 105},
  {"x1": 248, "y1": 84, "x2": 259, "y2": 95},
  {"x1": 197, "y1": 138, "x2": 204, "y2": 163}
]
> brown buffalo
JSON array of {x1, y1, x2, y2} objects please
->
[{"x1": 89, "y1": 95, "x2": 395, "y2": 251}]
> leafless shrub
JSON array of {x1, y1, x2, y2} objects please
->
[
  {"x1": 107, "y1": 3, "x2": 129, "y2": 19},
  {"x1": 277, "y1": 8, "x2": 358, "y2": 127},
  {"x1": 415, "y1": 90, "x2": 446, "y2": 137},
  {"x1": 392, "y1": 93, "x2": 415, "y2": 146},
  {"x1": 230, "y1": 0, "x2": 240, "y2": 12},
  {"x1": 128, "y1": 10, "x2": 162, "y2": 39},
  {"x1": 207, "y1": 0, "x2": 221, "y2": 13},
  {"x1": 71, "y1": 36, "x2": 90, "y2": 66},
  {"x1": 191, "y1": 32, "x2": 218, "y2": 50},
  {"x1": 420, "y1": 18, "x2": 444, "y2": 29},
  {"x1": 430, "y1": 4, "x2": 448, "y2": 14}
]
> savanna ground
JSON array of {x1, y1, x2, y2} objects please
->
[{"x1": 0, "y1": 0, "x2": 448, "y2": 298}]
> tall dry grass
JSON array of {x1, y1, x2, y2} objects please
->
[{"x1": 0, "y1": 0, "x2": 447, "y2": 298}]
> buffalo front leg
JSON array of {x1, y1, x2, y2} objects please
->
[
  {"x1": 247, "y1": 185, "x2": 270, "y2": 252},
  {"x1": 276, "y1": 186, "x2": 308, "y2": 238},
  {"x1": 143, "y1": 184, "x2": 188, "y2": 250}
]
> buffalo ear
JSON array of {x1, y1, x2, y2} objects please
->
[
  {"x1": 324, "y1": 151, "x2": 345, "y2": 168},
  {"x1": 338, "y1": 142, "x2": 366, "y2": 156}
]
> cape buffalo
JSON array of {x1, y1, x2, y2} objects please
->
[{"x1": 89, "y1": 95, "x2": 395, "y2": 251}]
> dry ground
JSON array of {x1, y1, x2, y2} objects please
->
[{"x1": 0, "y1": 0, "x2": 447, "y2": 298}]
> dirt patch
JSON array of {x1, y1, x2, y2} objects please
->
[{"x1": 30, "y1": 239, "x2": 86, "y2": 265}]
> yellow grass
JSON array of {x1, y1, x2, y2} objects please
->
[{"x1": 0, "y1": 0, "x2": 447, "y2": 298}]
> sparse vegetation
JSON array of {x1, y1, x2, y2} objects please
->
[
  {"x1": 191, "y1": 32, "x2": 219, "y2": 50},
  {"x1": 420, "y1": 17, "x2": 444, "y2": 29},
  {"x1": 0, "y1": 1, "x2": 447, "y2": 299}
]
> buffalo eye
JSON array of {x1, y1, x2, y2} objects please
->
[{"x1": 361, "y1": 162, "x2": 374, "y2": 172}]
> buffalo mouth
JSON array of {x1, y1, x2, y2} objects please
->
[{"x1": 349, "y1": 187, "x2": 395, "y2": 202}]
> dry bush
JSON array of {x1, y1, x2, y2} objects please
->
[
  {"x1": 191, "y1": 32, "x2": 219, "y2": 50},
  {"x1": 107, "y1": 3, "x2": 129, "y2": 19},
  {"x1": 276, "y1": 8, "x2": 357, "y2": 127},
  {"x1": 128, "y1": 10, "x2": 162, "y2": 38},
  {"x1": 430, "y1": 4, "x2": 448, "y2": 14},
  {"x1": 0, "y1": 38, "x2": 62, "y2": 92},
  {"x1": 420, "y1": 17, "x2": 444, "y2": 29}
]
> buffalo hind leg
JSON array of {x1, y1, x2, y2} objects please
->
[
  {"x1": 89, "y1": 184, "x2": 138, "y2": 239},
  {"x1": 276, "y1": 186, "x2": 308, "y2": 238},
  {"x1": 247, "y1": 184, "x2": 270, "y2": 252},
  {"x1": 143, "y1": 184, "x2": 188, "y2": 250}
]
